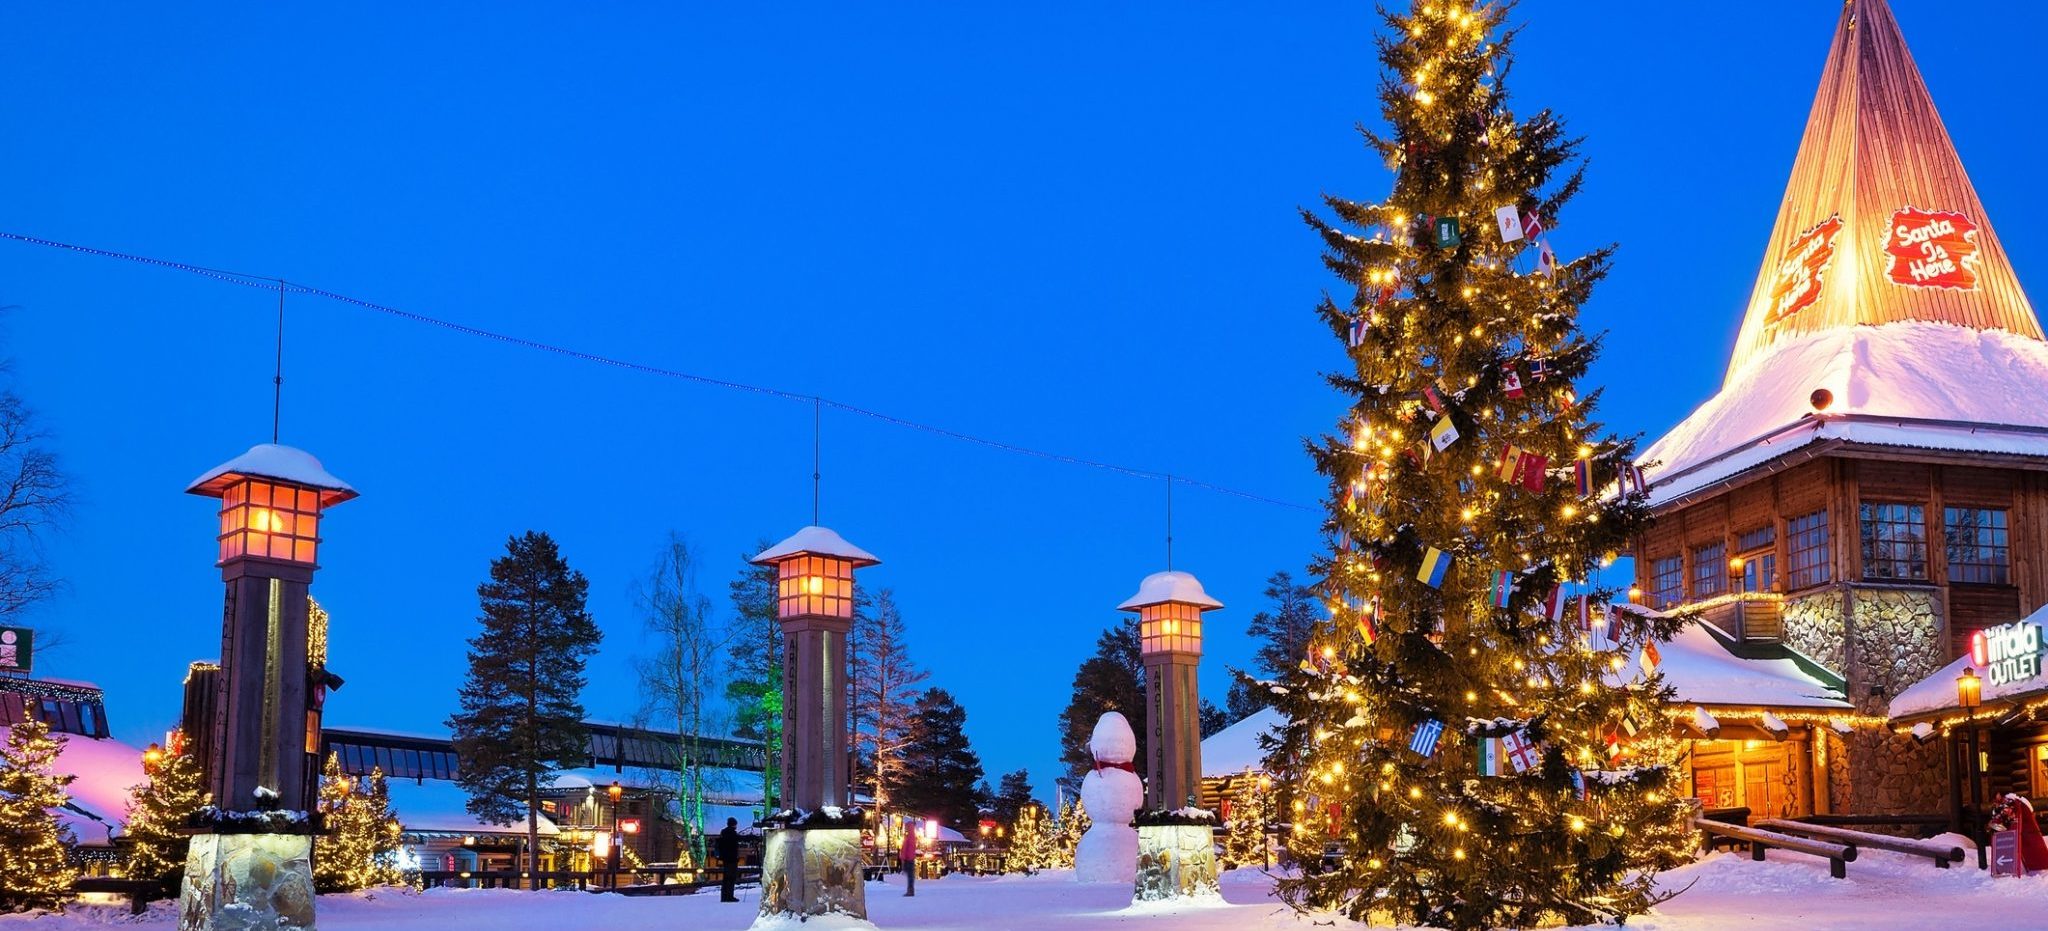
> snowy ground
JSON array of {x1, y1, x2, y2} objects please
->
[{"x1": 11, "y1": 850, "x2": 2048, "y2": 930}]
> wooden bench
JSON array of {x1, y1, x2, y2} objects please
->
[
  {"x1": 1756, "y1": 819, "x2": 1964, "y2": 869},
  {"x1": 1693, "y1": 818, "x2": 1856, "y2": 879},
  {"x1": 71, "y1": 877, "x2": 165, "y2": 916}
]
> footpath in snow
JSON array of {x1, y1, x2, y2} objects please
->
[{"x1": 11, "y1": 851, "x2": 2048, "y2": 930}]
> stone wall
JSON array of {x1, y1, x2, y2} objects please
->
[
  {"x1": 1783, "y1": 588, "x2": 1847, "y2": 673},
  {"x1": 1830, "y1": 586, "x2": 1948, "y2": 817}
]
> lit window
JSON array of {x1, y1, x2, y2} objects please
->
[
  {"x1": 1690, "y1": 542, "x2": 1726, "y2": 598},
  {"x1": 775, "y1": 555, "x2": 856, "y2": 619},
  {"x1": 1944, "y1": 507, "x2": 2009, "y2": 585},
  {"x1": 1786, "y1": 510, "x2": 1830, "y2": 589},
  {"x1": 1649, "y1": 556, "x2": 1682, "y2": 609},
  {"x1": 1860, "y1": 502, "x2": 1928, "y2": 580},
  {"x1": 216, "y1": 479, "x2": 324, "y2": 565},
  {"x1": 1138, "y1": 601, "x2": 1204, "y2": 655}
]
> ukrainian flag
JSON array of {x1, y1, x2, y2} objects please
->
[{"x1": 1417, "y1": 546, "x2": 1451, "y2": 588}]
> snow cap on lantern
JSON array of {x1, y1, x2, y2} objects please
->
[
  {"x1": 751, "y1": 525, "x2": 880, "y2": 620},
  {"x1": 1119, "y1": 570, "x2": 1223, "y2": 657},
  {"x1": 187, "y1": 443, "x2": 357, "y2": 566}
]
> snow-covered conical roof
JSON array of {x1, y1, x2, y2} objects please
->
[
  {"x1": 750, "y1": 525, "x2": 880, "y2": 567},
  {"x1": 1641, "y1": 0, "x2": 2048, "y2": 504},
  {"x1": 1725, "y1": 0, "x2": 2038, "y2": 380},
  {"x1": 186, "y1": 443, "x2": 358, "y2": 505},
  {"x1": 1117, "y1": 570, "x2": 1222, "y2": 611}
]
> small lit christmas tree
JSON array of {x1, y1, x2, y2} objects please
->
[
  {"x1": 1221, "y1": 770, "x2": 1274, "y2": 869},
  {"x1": 313, "y1": 754, "x2": 404, "y2": 892},
  {"x1": 1266, "y1": 3, "x2": 1688, "y2": 927},
  {"x1": 1005, "y1": 802, "x2": 1055, "y2": 873},
  {"x1": 1047, "y1": 795, "x2": 1087, "y2": 869},
  {"x1": 122, "y1": 739, "x2": 208, "y2": 889},
  {"x1": 0, "y1": 717, "x2": 78, "y2": 912}
]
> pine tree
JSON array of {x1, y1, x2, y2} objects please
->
[
  {"x1": 724, "y1": 544, "x2": 783, "y2": 812},
  {"x1": 1221, "y1": 770, "x2": 1274, "y2": 869},
  {"x1": 121, "y1": 740, "x2": 208, "y2": 890},
  {"x1": 1268, "y1": 5, "x2": 1686, "y2": 927},
  {"x1": 849, "y1": 589, "x2": 928, "y2": 814},
  {"x1": 1228, "y1": 572, "x2": 1322, "y2": 721},
  {"x1": 1047, "y1": 795, "x2": 1086, "y2": 869},
  {"x1": 1053, "y1": 618, "x2": 1145, "y2": 793},
  {"x1": 885, "y1": 688, "x2": 986, "y2": 830},
  {"x1": 988, "y1": 769, "x2": 1034, "y2": 827},
  {"x1": 449, "y1": 531, "x2": 602, "y2": 884},
  {"x1": 0, "y1": 717, "x2": 76, "y2": 912},
  {"x1": 313, "y1": 754, "x2": 404, "y2": 893}
]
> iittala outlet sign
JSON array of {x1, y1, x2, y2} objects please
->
[
  {"x1": 1885, "y1": 206, "x2": 1980, "y2": 290},
  {"x1": 1973, "y1": 620, "x2": 2044, "y2": 687}
]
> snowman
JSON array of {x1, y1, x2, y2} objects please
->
[{"x1": 1075, "y1": 711, "x2": 1144, "y2": 883}]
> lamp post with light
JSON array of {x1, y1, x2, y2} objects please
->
[
  {"x1": 179, "y1": 444, "x2": 355, "y2": 931},
  {"x1": 1959, "y1": 666, "x2": 1986, "y2": 869},
  {"x1": 1729, "y1": 555, "x2": 1747, "y2": 636},
  {"x1": 1120, "y1": 569, "x2": 1224, "y2": 902},
  {"x1": 608, "y1": 781, "x2": 623, "y2": 889},
  {"x1": 750, "y1": 525, "x2": 878, "y2": 920}
]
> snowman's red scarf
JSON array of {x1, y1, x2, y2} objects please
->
[{"x1": 1093, "y1": 759, "x2": 1136, "y2": 774}]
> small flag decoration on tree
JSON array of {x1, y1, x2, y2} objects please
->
[
  {"x1": 1573, "y1": 458, "x2": 1593, "y2": 496},
  {"x1": 1409, "y1": 719, "x2": 1445, "y2": 757},
  {"x1": 1536, "y1": 239, "x2": 1558, "y2": 276},
  {"x1": 1489, "y1": 571, "x2": 1515, "y2": 608},
  {"x1": 1542, "y1": 585, "x2": 1566, "y2": 622},
  {"x1": 1494, "y1": 205, "x2": 1524, "y2": 243},
  {"x1": 1522, "y1": 211, "x2": 1545, "y2": 241},
  {"x1": 1476, "y1": 736, "x2": 1503, "y2": 776},
  {"x1": 1429, "y1": 415, "x2": 1460, "y2": 452},
  {"x1": 1641, "y1": 639, "x2": 1663, "y2": 675},
  {"x1": 1528, "y1": 357, "x2": 1550, "y2": 382},
  {"x1": 1349, "y1": 315, "x2": 1371, "y2": 348},
  {"x1": 1417, "y1": 546, "x2": 1452, "y2": 588},
  {"x1": 1434, "y1": 216, "x2": 1461, "y2": 248},
  {"x1": 1501, "y1": 729, "x2": 1543, "y2": 773},
  {"x1": 1501, "y1": 364, "x2": 1524, "y2": 398}
]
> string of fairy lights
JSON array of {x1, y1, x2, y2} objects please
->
[{"x1": 0, "y1": 230, "x2": 1314, "y2": 513}]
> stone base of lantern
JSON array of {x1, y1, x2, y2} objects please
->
[
  {"x1": 755, "y1": 826, "x2": 870, "y2": 925},
  {"x1": 1132, "y1": 821, "x2": 1220, "y2": 903},
  {"x1": 178, "y1": 833, "x2": 317, "y2": 931}
]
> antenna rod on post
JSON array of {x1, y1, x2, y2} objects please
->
[
  {"x1": 272, "y1": 280, "x2": 286, "y2": 444},
  {"x1": 812, "y1": 396, "x2": 822, "y2": 525},
  {"x1": 1165, "y1": 474, "x2": 1174, "y2": 571}
]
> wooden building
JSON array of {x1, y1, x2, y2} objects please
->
[{"x1": 1632, "y1": 0, "x2": 2048, "y2": 820}]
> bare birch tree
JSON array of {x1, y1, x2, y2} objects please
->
[
  {"x1": 633, "y1": 534, "x2": 737, "y2": 865},
  {"x1": 849, "y1": 589, "x2": 926, "y2": 812}
]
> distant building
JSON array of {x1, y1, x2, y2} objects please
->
[
  {"x1": 319, "y1": 720, "x2": 768, "y2": 876},
  {"x1": 0, "y1": 675, "x2": 147, "y2": 873},
  {"x1": 1633, "y1": 0, "x2": 2047, "y2": 821}
]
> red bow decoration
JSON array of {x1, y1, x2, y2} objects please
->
[{"x1": 1092, "y1": 759, "x2": 1136, "y2": 774}]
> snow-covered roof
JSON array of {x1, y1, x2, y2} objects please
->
[
  {"x1": 1617, "y1": 612, "x2": 1851, "y2": 710},
  {"x1": 1890, "y1": 605, "x2": 2048, "y2": 720},
  {"x1": 1116, "y1": 570, "x2": 1223, "y2": 611},
  {"x1": 750, "y1": 525, "x2": 879, "y2": 567},
  {"x1": 1200, "y1": 707, "x2": 1282, "y2": 777},
  {"x1": 186, "y1": 443, "x2": 358, "y2": 505},
  {"x1": 385, "y1": 779, "x2": 560, "y2": 837},
  {"x1": 51, "y1": 735, "x2": 146, "y2": 847},
  {"x1": 1641, "y1": 322, "x2": 2048, "y2": 505}
]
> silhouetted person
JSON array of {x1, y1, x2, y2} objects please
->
[
  {"x1": 900, "y1": 821, "x2": 920, "y2": 897},
  {"x1": 717, "y1": 818, "x2": 741, "y2": 902}
]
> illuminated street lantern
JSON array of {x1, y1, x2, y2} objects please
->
[
  {"x1": 1958, "y1": 666, "x2": 1983, "y2": 710},
  {"x1": 751, "y1": 525, "x2": 878, "y2": 922},
  {"x1": 1119, "y1": 570, "x2": 1223, "y2": 810},
  {"x1": 751, "y1": 526, "x2": 878, "y2": 810},
  {"x1": 180, "y1": 443, "x2": 355, "y2": 931}
]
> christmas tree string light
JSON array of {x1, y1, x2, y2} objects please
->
[{"x1": 1260, "y1": 3, "x2": 1693, "y2": 928}]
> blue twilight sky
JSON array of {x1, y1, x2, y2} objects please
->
[{"x1": 2, "y1": 2, "x2": 2044, "y2": 803}]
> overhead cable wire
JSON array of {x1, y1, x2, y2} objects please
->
[{"x1": 2, "y1": 230, "x2": 1316, "y2": 512}]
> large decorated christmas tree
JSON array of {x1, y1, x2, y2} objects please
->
[{"x1": 1265, "y1": 3, "x2": 1691, "y2": 927}]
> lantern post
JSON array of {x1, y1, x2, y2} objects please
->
[
  {"x1": 178, "y1": 444, "x2": 355, "y2": 931},
  {"x1": 749, "y1": 525, "x2": 878, "y2": 922},
  {"x1": 1118, "y1": 569, "x2": 1223, "y2": 902}
]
